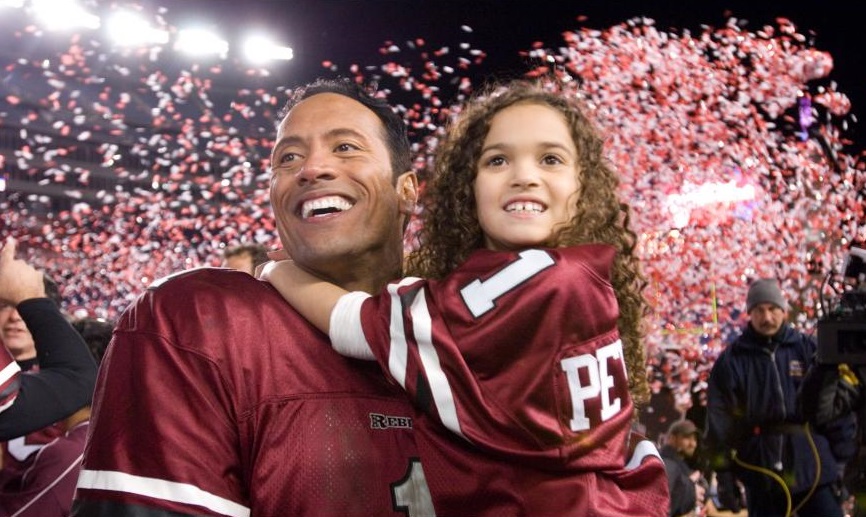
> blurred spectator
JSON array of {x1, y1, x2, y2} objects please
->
[
  {"x1": 641, "y1": 385, "x2": 682, "y2": 444},
  {"x1": 0, "y1": 317, "x2": 111, "y2": 516},
  {"x1": 702, "y1": 471, "x2": 747, "y2": 517},
  {"x1": 69, "y1": 319, "x2": 113, "y2": 366},
  {"x1": 222, "y1": 243, "x2": 270, "y2": 276},
  {"x1": 661, "y1": 419, "x2": 704, "y2": 517},
  {"x1": 0, "y1": 238, "x2": 97, "y2": 442}
]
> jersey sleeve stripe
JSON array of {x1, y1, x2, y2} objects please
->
[
  {"x1": 623, "y1": 440, "x2": 662, "y2": 470},
  {"x1": 0, "y1": 360, "x2": 21, "y2": 412},
  {"x1": 407, "y1": 289, "x2": 466, "y2": 440},
  {"x1": 76, "y1": 469, "x2": 251, "y2": 517},
  {"x1": 0, "y1": 360, "x2": 21, "y2": 385},
  {"x1": 330, "y1": 292, "x2": 375, "y2": 359},
  {"x1": 386, "y1": 278, "x2": 421, "y2": 389}
]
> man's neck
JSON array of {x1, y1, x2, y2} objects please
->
[{"x1": 309, "y1": 248, "x2": 403, "y2": 295}]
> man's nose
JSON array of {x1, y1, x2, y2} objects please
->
[{"x1": 296, "y1": 149, "x2": 337, "y2": 184}]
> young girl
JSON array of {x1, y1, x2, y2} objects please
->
[{"x1": 263, "y1": 80, "x2": 666, "y2": 512}]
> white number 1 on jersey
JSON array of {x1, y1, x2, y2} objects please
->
[{"x1": 459, "y1": 249, "x2": 555, "y2": 318}]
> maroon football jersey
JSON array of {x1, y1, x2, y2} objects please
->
[
  {"x1": 331, "y1": 245, "x2": 669, "y2": 515},
  {"x1": 1, "y1": 422, "x2": 64, "y2": 483},
  {"x1": 0, "y1": 421, "x2": 88, "y2": 517},
  {"x1": 73, "y1": 269, "x2": 436, "y2": 517},
  {"x1": 1, "y1": 362, "x2": 64, "y2": 488}
]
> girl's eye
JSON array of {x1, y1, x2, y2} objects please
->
[
  {"x1": 542, "y1": 154, "x2": 564, "y2": 165},
  {"x1": 485, "y1": 155, "x2": 507, "y2": 167}
]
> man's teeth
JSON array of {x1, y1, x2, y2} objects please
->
[
  {"x1": 505, "y1": 201, "x2": 544, "y2": 213},
  {"x1": 302, "y1": 196, "x2": 354, "y2": 219}
]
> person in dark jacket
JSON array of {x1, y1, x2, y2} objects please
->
[
  {"x1": 661, "y1": 419, "x2": 703, "y2": 517},
  {"x1": 705, "y1": 278, "x2": 857, "y2": 517}
]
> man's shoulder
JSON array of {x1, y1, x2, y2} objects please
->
[
  {"x1": 149, "y1": 266, "x2": 264, "y2": 292},
  {"x1": 141, "y1": 267, "x2": 283, "y2": 308},
  {"x1": 119, "y1": 267, "x2": 306, "y2": 337},
  {"x1": 780, "y1": 325, "x2": 815, "y2": 347}
]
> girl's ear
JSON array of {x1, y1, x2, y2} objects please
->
[{"x1": 396, "y1": 171, "x2": 419, "y2": 215}]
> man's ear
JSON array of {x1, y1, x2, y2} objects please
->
[{"x1": 396, "y1": 171, "x2": 418, "y2": 216}]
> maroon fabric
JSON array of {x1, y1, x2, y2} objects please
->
[
  {"x1": 0, "y1": 421, "x2": 87, "y2": 517},
  {"x1": 75, "y1": 269, "x2": 430, "y2": 517},
  {"x1": 350, "y1": 245, "x2": 670, "y2": 515}
]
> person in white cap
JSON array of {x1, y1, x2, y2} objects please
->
[{"x1": 704, "y1": 278, "x2": 857, "y2": 517}]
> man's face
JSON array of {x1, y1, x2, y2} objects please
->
[
  {"x1": 0, "y1": 303, "x2": 35, "y2": 361},
  {"x1": 269, "y1": 93, "x2": 412, "y2": 280},
  {"x1": 749, "y1": 303, "x2": 787, "y2": 337},
  {"x1": 671, "y1": 433, "x2": 698, "y2": 458}
]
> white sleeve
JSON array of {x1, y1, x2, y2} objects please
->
[
  {"x1": 329, "y1": 291, "x2": 375, "y2": 360},
  {"x1": 0, "y1": 357, "x2": 21, "y2": 413}
]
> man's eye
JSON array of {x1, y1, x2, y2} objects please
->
[
  {"x1": 279, "y1": 152, "x2": 298, "y2": 163},
  {"x1": 335, "y1": 143, "x2": 359, "y2": 152}
]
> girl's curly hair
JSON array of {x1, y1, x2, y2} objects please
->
[{"x1": 406, "y1": 79, "x2": 650, "y2": 406}]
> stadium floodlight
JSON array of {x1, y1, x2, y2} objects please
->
[
  {"x1": 175, "y1": 27, "x2": 229, "y2": 59},
  {"x1": 242, "y1": 35, "x2": 294, "y2": 64},
  {"x1": 106, "y1": 10, "x2": 169, "y2": 47},
  {"x1": 31, "y1": 0, "x2": 100, "y2": 30}
]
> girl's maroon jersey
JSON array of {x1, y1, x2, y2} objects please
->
[
  {"x1": 73, "y1": 269, "x2": 436, "y2": 517},
  {"x1": 330, "y1": 245, "x2": 669, "y2": 516}
]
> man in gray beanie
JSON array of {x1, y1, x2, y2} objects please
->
[
  {"x1": 704, "y1": 278, "x2": 857, "y2": 516},
  {"x1": 746, "y1": 278, "x2": 787, "y2": 312}
]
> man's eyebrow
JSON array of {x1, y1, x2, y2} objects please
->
[
  {"x1": 273, "y1": 134, "x2": 303, "y2": 149},
  {"x1": 273, "y1": 128, "x2": 368, "y2": 149},
  {"x1": 324, "y1": 127, "x2": 369, "y2": 142}
]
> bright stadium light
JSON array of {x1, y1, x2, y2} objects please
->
[
  {"x1": 175, "y1": 27, "x2": 229, "y2": 59},
  {"x1": 106, "y1": 10, "x2": 169, "y2": 47},
  {"x1": 242, "y1": 35, "x2": 294, "y2": 64},
  {"x1": 31, "y1": 0, "x2": 100, "y2": 31}
]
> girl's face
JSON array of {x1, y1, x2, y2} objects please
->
[{"x1": 473, "y1": 102, "x2": 581, "y2": 251}]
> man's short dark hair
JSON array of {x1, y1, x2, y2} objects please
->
[
  {"x1": 71, "y1": 317, "x2": 114, "y2": 365},
  {"x1": 280, "y1": 78, "x2": 412, "y2": 181},
  {"x1": 223, "y1": 243, "x2": 269, "y2": 270}
]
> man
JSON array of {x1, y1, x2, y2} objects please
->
[
  {"x1": 705, "y1": 278, "x2": 856, "y2": 517},
  {"x1": 0, "y1": 237, "x2": 97, "y2": 442},
  {"x1": 222, "y1": 243, "x2": 269, "y2": 276},
  {"x1": 661, "y1": 419, "x2": 702, "y2": 517},
  {"x1": 72, "y1": 80, "x2": 434, "y2": 517},
  {"x1": 0, "y1": 319, "x2": 111, "y2": 516}
]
